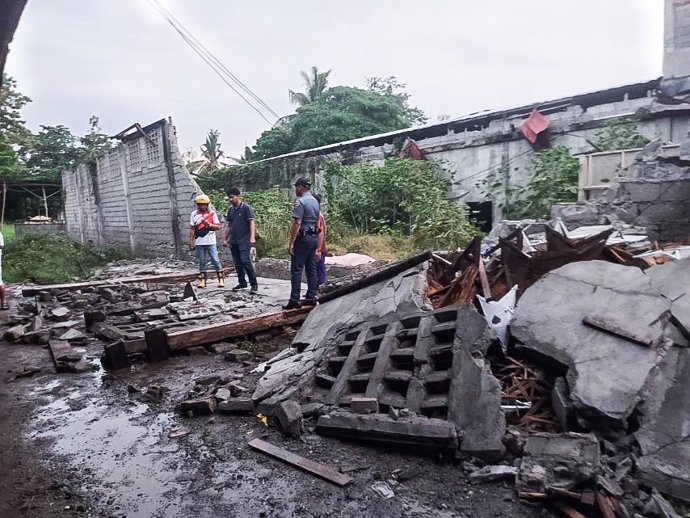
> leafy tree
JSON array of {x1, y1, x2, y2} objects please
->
[
  {"x1": 595, "y1": 117, "x2": 650, "y2": 151},
  {"x1": 0, "y1": 75, "x2": 32, "y2": 179},
  {"x1": 187, "y1": 129, "x2": 226, "y2": 176},
  {"x1": 366, "y1": 76, "x2": 428, "y2": 126},
  {"x1": 289, "y1": 66, "x2": 331, "y2": 107},
  {"x1": 80, "y1": 116, "x2": 111, "y2": 169},
  {"x1": 252, "y1": 86, "x2": 413, "y2": 159},
  {"x1": 24, "y1": 125, "x2": 82, "y2": 181},
  {"x1": 0, "y1": 74, "x2": 32, "y2": 150}
]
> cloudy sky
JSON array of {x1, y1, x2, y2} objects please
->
[{"x1": 6, "y1": 0, "x2": 664, "y2": 158}]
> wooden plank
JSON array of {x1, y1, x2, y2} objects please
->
[
  {"x1": 553, "y1": 502, "x2": 587, "y2": 518},
  {"x1": 477, "y1": 257, "x2": 491, "y2": 299},
  {"x1": 247, "y1": 438, "x2": 353, "y2": 487},
  {"x1": 22, "y1": 268, "x2": 233, "y2": 296},
  {"x1": 165, "y1": 307, "x2": 312, "y2": 351},
  {"x1": 582, "y1": 315, "x2": 653, "y2": 347},
  {"x1": 595, "y1": 491, "x2": 617, "y2": 518}
]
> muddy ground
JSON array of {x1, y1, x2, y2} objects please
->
[{"x1": 0, "y1": 310, "x2": 549, "y2": 518}]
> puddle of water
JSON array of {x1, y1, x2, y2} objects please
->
[{"x1": 31, "y1": 388, "x2": 188, "y2": 518}]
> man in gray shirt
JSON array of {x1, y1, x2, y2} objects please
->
[
  {"x1": 283, "y1": 177, "x2": 320, "y2": 309},
  {"x1": 223, "y1": 187, "x2": 258, "y2": 294}
]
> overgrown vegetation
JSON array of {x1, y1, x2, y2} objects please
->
[
  {"x1": 595, "y1": 117, "x2": 650, "y2": 151},
  {"x1": 517, "y1": 147, "x2": 580, "y2": 219},
  {"x1": 4, "y1": 233, "x2": 126, "y2": 284},
  {"x1": 325, "y1": 157, "x2": 480, "y2": 251},
  {"x1": 479, "y1": 147, "x2": 580, "y2": 220}
]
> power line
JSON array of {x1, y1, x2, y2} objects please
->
[
  {"x1": 147, "y1": 0, "x2": 278, "y2": 125},
  {"x1": 149, "y1": 0, "x2": 279, "y2": 120}
]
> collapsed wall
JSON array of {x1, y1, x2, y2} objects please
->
[
  {"x1": 62, "y1": 118, "x2": 202, "y2": 257},
  {"x1": 553, "y1": 140, "x2": 690, "y2": 240}
]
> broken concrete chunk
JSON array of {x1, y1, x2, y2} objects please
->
[
  {"x1": 635, "y1": 347, "x2": 690, "y2": 503},
  {"x1": 644, "y1": 488, "x2": 683, "y2": 518},
  {"x1": 90, "y1": 322, "x2": 125, "y2": 342},
  {"x1": 448, "y1": 306, "x2": 504, "y2": 461},
  {"x1": 104, "y1": 341, "x2": 131, "y2": 371},
  {"x1": 180, "y1": 397, "x2": 217, "y2": 416},
  {"x1": 469, "y1": 465, "x2": 518, "y2": 484},
  {"x1": 194, "y1": 375, "x2": 221, "y2": 386},
  {"x1": 215, "y1": 388, "x2": 231, "y2": 402},
  {"x1": 517, "y1": 432, "x2": 600, "y2": 494},
  {"x1": 217, "y1": 397, "x2": 254, "y2": 415},
  {"x1": 275, "y1": 400, "x2": 303, "y2": 437},
  {"x1": 350, "y1": 396, "x2": 379, "y2": 415},
  {"x1": 49, "y1": 339, "x2": 83, "y2": 364},
  {"x1": 84, "y1": 309, "x2": 106, "y2": 329},
  {"x1": 301, "y1": 402, "x2": 326, "y2": 418},
  {"x1": 3, "y1": 324, "x2": 27, "y2": 341},
  {"x1": 645, "y1": 257, "x2": 690, "y2": 340},
  {"x1": 224, "y1": 349, "x2": 252, "y2": 363},
  {"x1": 316, "y1": 412, "x2": 457, "y2": 449},
  {"x1": 58, "y1": 329, "x2": 86, "y2": 341},
  {"x1": 229, "y1": 382, "x2": 249, "y2": 397},
  {"x1": 512, "y1": 260, "x2": 671, "y2": 424},
  {"x1": 551, "y1": 377, "x2": 576, "y2": 432},
  {"x1": 50, "y1": 306, "x2": 70, "y2": 320},
  {"x1": 208, "y1": 342, "x2": 236, "y2": 354}
]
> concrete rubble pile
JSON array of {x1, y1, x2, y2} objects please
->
[
  {"x1": 8, "y1": 217, "x2": 689, "y2": 516},
  {"x1": 237, "y1": 227, "x2": 689, "y2": 516}
]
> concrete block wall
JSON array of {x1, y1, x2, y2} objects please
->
[{"x1": 62, "y1": 119, "x2": 203, "y2": 258}]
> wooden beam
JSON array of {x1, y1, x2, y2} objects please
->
[
  {"x1": 247, "y1": 438, "x2": 353, "y2": 487},
  {"x1": 164, "y1": 307, "x2": 312, "y2": 351},
  {"x1": 553, "y1": 502, "x2": 587, "y2": 518},
  {"x1": 317, "y1": 251, "x2": 431, "y2": 304},
  {"x1": 22, "y1": 268, "x2": 233, "y2": 296}
]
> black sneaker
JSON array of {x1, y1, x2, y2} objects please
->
[
  {"x1": 249, "y1": 285, "x2": 258, "y2": 295},
  {"x1": 282, "y1": 299, "x2": 302, "y2": 310},
  {"x1": 232, "y1": 284, "x2": 248, "y2": 291}
]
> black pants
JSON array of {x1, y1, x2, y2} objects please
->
[{"x1": 290, "y1": 235, "x2": 318, "y2": 301}]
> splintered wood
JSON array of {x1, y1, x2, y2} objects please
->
[{"x1": 495, "y1": 357, "x2": 559, "y2": 433}]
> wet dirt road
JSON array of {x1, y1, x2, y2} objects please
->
[{"x1": 1, "y1": 338, "x2": 546, "y2": 518}]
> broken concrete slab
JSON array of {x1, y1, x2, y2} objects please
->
[
  {"x1": 512, "y1": 260, "x2": 671, "y2": 424},
  {"x1": 252, "y1": 264, "x2": 429, "y2": 412},
  {"x1": 517, "y1": 433, "x2": 600, "y2": 494},
  {"x1": 3, "y1": 324, "x2": 27, "y2": 341},
  {"x1": 275, "y1": 400, "x2": 303, "y2": 437},
  {"x1": 635, "y1": 346, "x2": 690, "y2": 503},
  {"x1": 316, "y1": 412, "x2": 458, "y2": 449},
  {"x1": 49, "y1": 306, "x2": 70, "y2": 320},
  {"x1": 214, "y1": 388, "x2": 231, "y2": 402},
  {"x1": 58, "y1": 328, "x2": 86, "y2": 341},
  {"x1": 645, "y1": 257, "x2": 690, "y2": 339},
  {"x1": 448, "y1": 306, "x2": 504, "y2": 461},
  {"x1": 49, "y1": 339, "x2": 83, "y2": 364}
]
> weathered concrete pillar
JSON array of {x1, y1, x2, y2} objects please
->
[{"x1": 664, "y1": 0, "x2": 690, "y2": 78}]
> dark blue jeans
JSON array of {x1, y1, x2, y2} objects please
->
[
  {"x1": 196, "y1": 244, "x2": 222, "y2": 274},
  {"x1": 290, "y1": 235, "x2": 318, "y2": 301},
  {"x1": 230, "y1": 243, "x2": 257, "y2": 288}
]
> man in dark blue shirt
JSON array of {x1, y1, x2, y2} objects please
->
[
  {"x1": 223, "y1": 187, "x2": 259, "y2": 294},
  {"x1": 283, "y1": 177, "x2": 320, "y2": 310}
]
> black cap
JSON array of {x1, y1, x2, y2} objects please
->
[{"x1": 294, "y1": 176, "x2": 311, "y2": 188}]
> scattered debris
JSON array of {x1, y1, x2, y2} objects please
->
[
  {"x1": 371, "y1": 481, "x2": 395, "y2": 499},
  {"x1": 469, "y1": 465, "x2": 519, "y2": 484}
]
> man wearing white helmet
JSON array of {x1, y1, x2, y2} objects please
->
[{"x1": 189, "y1": 193, "x2": 223, "y2": 288}]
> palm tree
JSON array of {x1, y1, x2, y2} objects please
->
[
  {"x1": 289, "y1": 66, "x2": 331, "y2": 107},
  {"x1": 187, "y1": 129, "x2": 227, "y2": 176}
]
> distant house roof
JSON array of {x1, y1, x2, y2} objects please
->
[{"x1": 246, "y1": 78, "x2": 662, "y2": 165}]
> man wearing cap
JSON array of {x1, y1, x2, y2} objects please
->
[
  {"x1": 190, "y1": 193, "x2": 223, "y2": 289},
  {"x1": 283, "y1": 177, "x2": 320, "y2": 310}
]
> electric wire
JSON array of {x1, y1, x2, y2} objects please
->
[{"x1": 147, "y1": 0, "x2": 278, "y2": 125}]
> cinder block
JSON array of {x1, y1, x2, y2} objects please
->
[{"x1": 351, "y1": 397, "x2": 379, "y2": 414}]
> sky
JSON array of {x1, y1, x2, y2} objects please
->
[{"x1": 6, "y1": 0, "x2": 664, "y2": 158}]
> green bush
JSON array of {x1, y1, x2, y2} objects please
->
[
  {"x1": 4, "y1": 233, "x2": 126, "y2": 284},
  {"x1": 324, "y1": 157, "x2": 481, "y2": 251}
]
